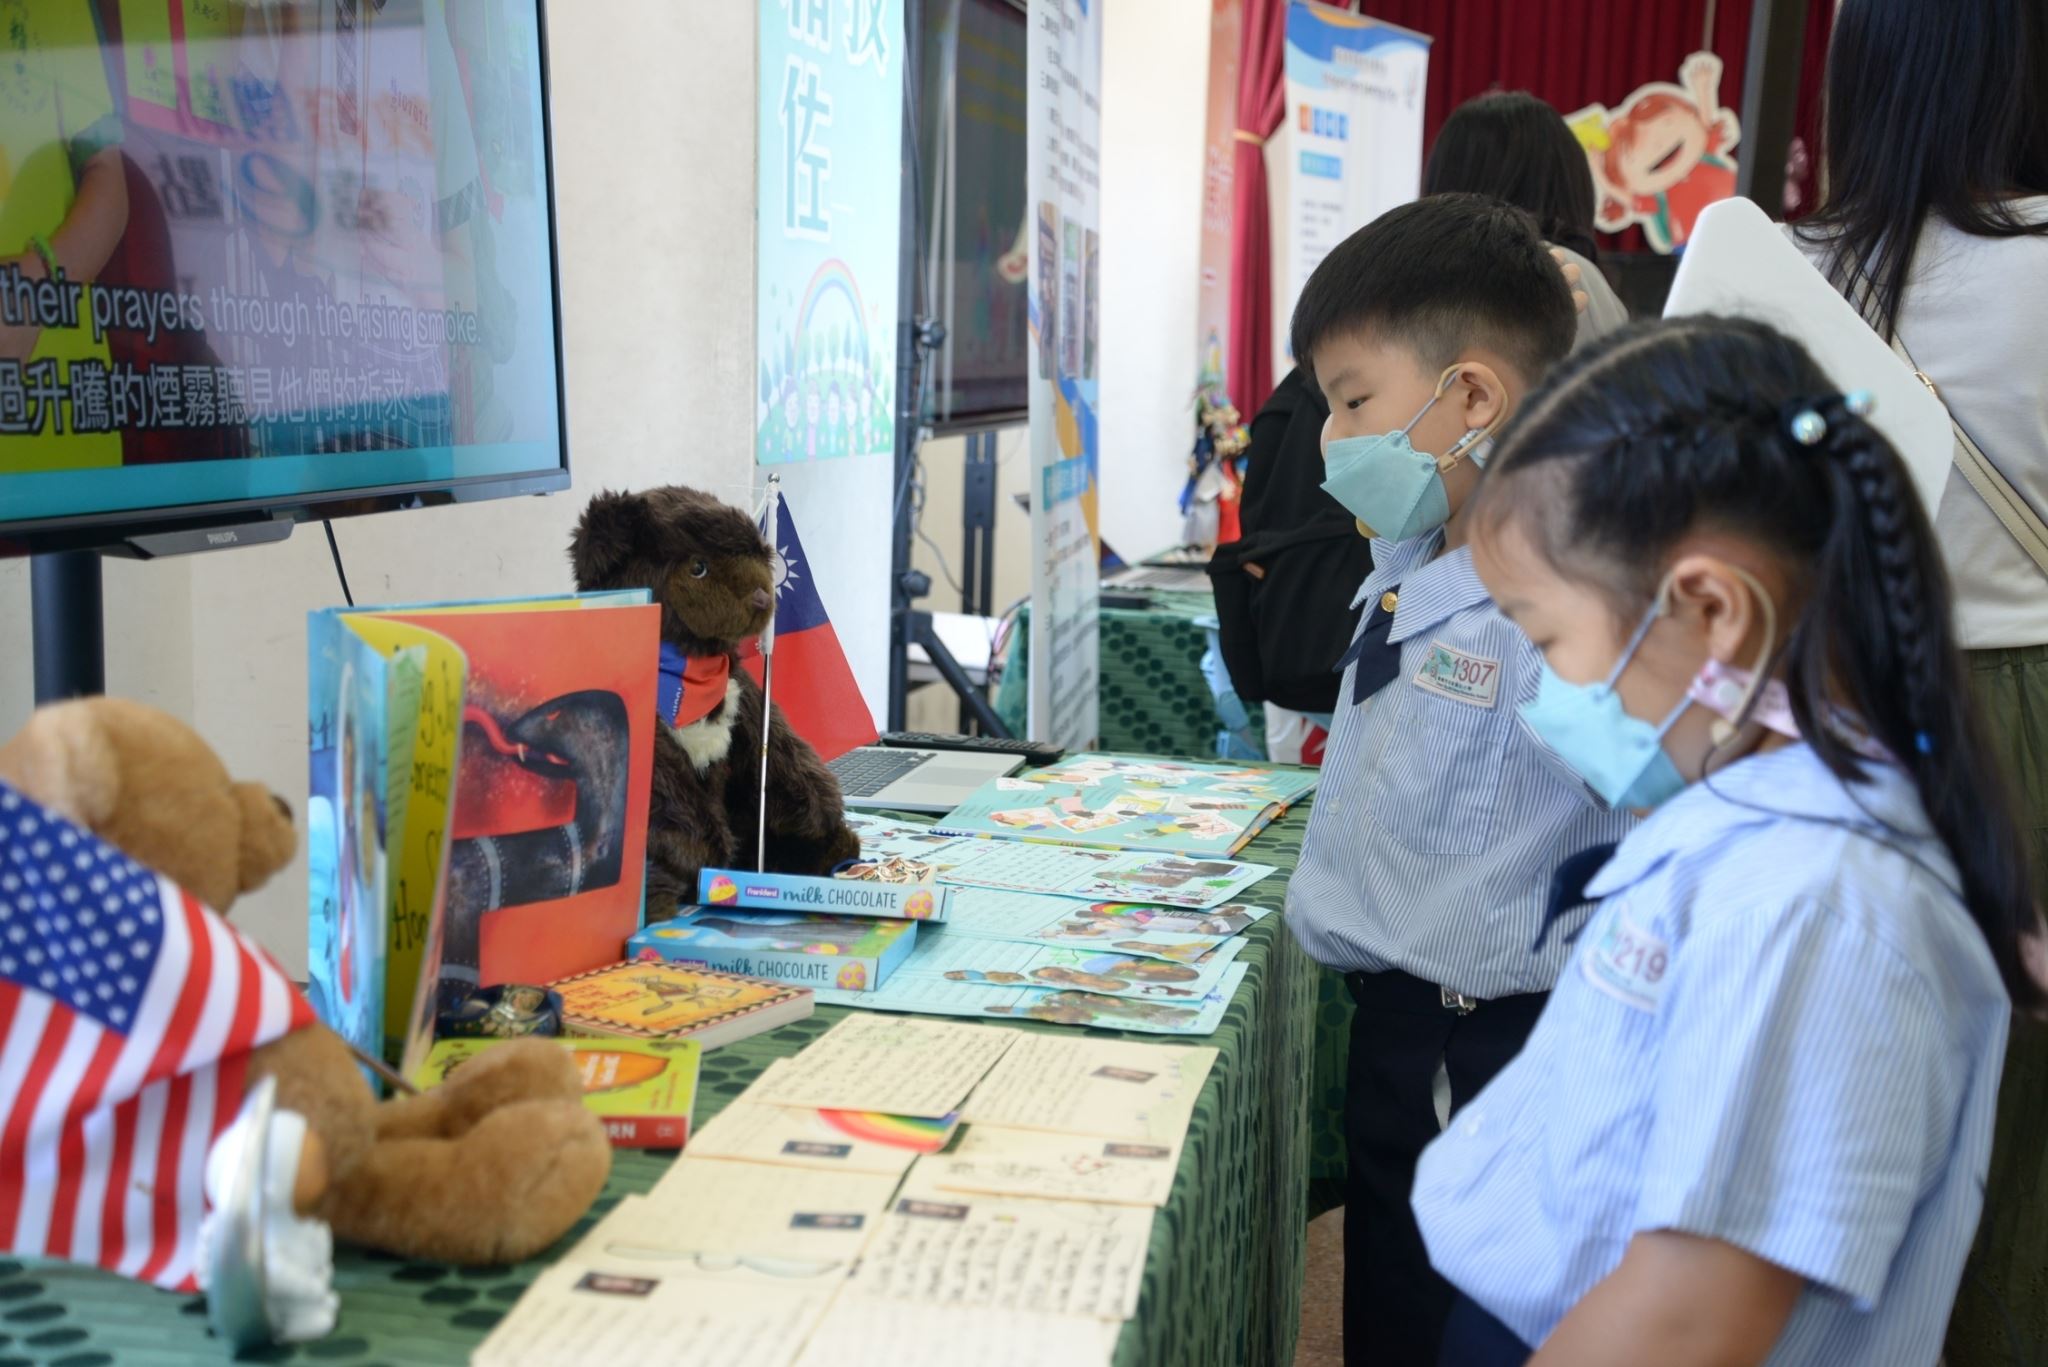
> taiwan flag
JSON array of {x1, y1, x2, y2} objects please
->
[{"x1": 739, "y1": 491, "x2": 878, "y2": 762}]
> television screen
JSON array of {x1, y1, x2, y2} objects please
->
[
  {"x1": 0, "y1": 0, "x2": 566, "y2": 553},
  {"x1": 918, "y1": 0, "x2": 1028, "y2": 430}
]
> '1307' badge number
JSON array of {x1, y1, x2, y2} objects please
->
[{"x1": 1413, "y1": 641, "x2": 1501, "y2": 708}]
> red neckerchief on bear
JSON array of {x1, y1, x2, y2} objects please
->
[{"x1": 657, "y1": 643, "x2": 731, "y2": 727}]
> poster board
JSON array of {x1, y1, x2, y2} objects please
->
[
  {"x1": 1663, "y1": 197, "x2": 1955, "y2": 518},
  {"x1": 1026, "y1": 0, "x2": 1104, "y2": 749},
  {"x1": 1277, "y1": 5, "x2": 1430, "y2": 379}
]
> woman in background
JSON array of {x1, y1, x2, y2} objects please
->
[
  {"x1": 1425, "y1": 91, "x2": 1628, "y2": 347},
  {"x1": 1794, "y1": 0, "x2": 2048, "y2": 1360}
]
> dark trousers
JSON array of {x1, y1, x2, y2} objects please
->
[
  {"x1": 1439, "y1": 1294, "x2": 1533, "y2": 1366},
  {"x1": 1343, "y1": 970, "x2": 1548, "y2": 1367}
]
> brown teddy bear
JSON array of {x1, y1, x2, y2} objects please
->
[
  {"x1": 569, "y1": 485, "x2": 860, "y2": 913},
  {"x1": 0, "y1": 699, "x2": 611, "y2": 1309}
]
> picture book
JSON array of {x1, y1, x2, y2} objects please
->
[
  {"x1": 630, "y1": 910, "x2": 919, "y2": 994},
  {"x1": 552, "y1": 960, "x2": 814, "y2": 1047},
  {"x1": 829, "y1": 924, "x2": 1245, "y2": 1002},
  {"x1": 413, "y1": 1037, "x2": 703, "y2": 1149},
  {"x1": 816, "y1": 961, "x2": 1248, "y2": 1036},
  {"x1": 698, "y1": 868, "x2": 951, "y2": 921},
  {"x1": 935, "y1": 754, "x2": 1318, "y2": 857},
  {"x1": 942, "y1": 890, "x2": 1272, "y2": 962},
  {"x1": 307, "y1": 613, "x2": 460, "y2": 1078},
  {"x1": 309, "y1": 591, "x2": 661, "y2": 1069}
]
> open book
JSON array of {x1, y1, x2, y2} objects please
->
[{"x1": 307, "y1": 591, "x2": 660, "y2": 1078}]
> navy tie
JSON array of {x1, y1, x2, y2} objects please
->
[
  {"x1": 1533, "y1": 841, "x2": 1620, "y2": 952},
  {"x1": 1334, "y1": 583, "x2": 1402, "y2": 706}
]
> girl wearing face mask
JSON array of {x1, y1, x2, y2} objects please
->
[{"x1": 1410, "y1": 316, "x2": 2040, "y2": 1367}]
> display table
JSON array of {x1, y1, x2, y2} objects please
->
[
  {"x1": 994, "y1": 590, "x2": 1225, "y2": 757},
  {"x1": 4, "y1": 804, "x2": 1345, "y2": 1367}
]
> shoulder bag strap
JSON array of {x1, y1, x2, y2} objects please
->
[{"x1": 1886, "y1": 330, "x2": 2048, "y2": 577}]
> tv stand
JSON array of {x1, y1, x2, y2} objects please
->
[
  {"x1": 30, "y1": 550, "x2": 105, "y2": 704},
  {"x1": 28, "y1": 519, "x2": 296, "y2": 705}
]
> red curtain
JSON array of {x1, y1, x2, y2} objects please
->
[
  {"x1": 1219, "y1": 0, "x2": 1835, "y2": 366},
  {"x1": 1336, "y1": 0, "x2": 1834, "y2": 250},
  {"x1": 1223, "y1": 0, "x2": 1293, "y2": 436}
]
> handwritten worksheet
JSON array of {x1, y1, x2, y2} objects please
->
[
  {"x1": 686, "y1": 1095, "x2": 936, "y2": 1180},
  {"x1": 921, "y1": 1125, "x2": 1185, "y2": 1208},
  {"x1": 742, "y1": 1014, "x2": 1019, "y2": 1118},
  {"x1": 791, "y1": 1299, "x2": 1121, "y2": 1367},
  {"x1": 634, "y1": 1158, "x2": 900, "y2": 1267},
  {"x1": 845, "y1": 1191, "x2": 1153, "y2": 1321},
  {"x1": 960, "y1": 1035, "x2": 1218, "y2": 1143},
  {"x1": 471, "y1": 1197, "x2": 841, "y2": 1367}
]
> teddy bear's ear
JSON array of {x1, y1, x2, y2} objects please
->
[
  {"x1": 234, "y1": 782, "x2": 297, "y2": 894},
  {"x1": 0, "y1": 702, "x2": 121, "y2": 830},
  {"x1": 568, "y1": 490, "x2": 651, "y2": 589}
]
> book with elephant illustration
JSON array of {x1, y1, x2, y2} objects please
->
[{"x1": 308, "y1": 591, "x2": 660, "y2": 1069}]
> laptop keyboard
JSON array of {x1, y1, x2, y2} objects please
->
[{"x1": 830, "y1": 747, "x2": 935, "y2": 797}]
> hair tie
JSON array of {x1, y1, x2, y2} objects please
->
[{"x1": 1784, "y1": 391, "x2": 1876, "y2": 449}]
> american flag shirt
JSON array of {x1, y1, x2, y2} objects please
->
[{"x1": 0, "y1": 779, "x2": 313, "y2": 1292}]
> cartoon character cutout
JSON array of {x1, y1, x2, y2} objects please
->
[{"x1": 1569, "y1": 52, "x2": 1741, "y2": 254}]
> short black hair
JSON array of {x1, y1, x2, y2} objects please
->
[
  {"x1": 1424, "y1": 91, "x2": 1600, "y2": 261},
  {"x1": 1289, "y1": 193, "x2": 1576, "y2": 394}
]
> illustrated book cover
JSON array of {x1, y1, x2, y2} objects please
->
[{"x1": 552, "y1": 960, "x2": 815, "y2": 1048}]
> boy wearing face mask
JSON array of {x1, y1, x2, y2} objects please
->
[{"x1": 1283, "y1": 194, "x2": 1637, "y2": 1367}]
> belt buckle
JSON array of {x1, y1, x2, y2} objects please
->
[{"x1": 1440, "y1": 985, "x2": 1478, "y2": 1015}]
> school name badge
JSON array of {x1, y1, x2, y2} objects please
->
[
  {"x1": 1581, "y1": 906, "x2": 1671, "y2": 1013},
  {"x1": 1413, "y1": 641, "x2": 1502, "y2": 708}
]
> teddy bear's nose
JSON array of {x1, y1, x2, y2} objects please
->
[
  {"x1": 750, "y1": 589, "x2": 772, "y2": 611},
  {"x1": 271, "y1": 792, "x2": 293, "y2": 823}
]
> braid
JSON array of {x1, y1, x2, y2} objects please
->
[
  {"x1": 1818, "y1": 401, "x2": 1940, "y2": 752},
  {"x1": 1479, "y1": 315, "x2": 2040, "y2": 1007}
]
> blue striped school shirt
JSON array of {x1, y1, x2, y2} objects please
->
[
  {"x1": 1413, "y1": 743, "x2": 2010, "y2": 1362},
  {"x1": 1285, "y1": 532, "x2": 1636, "y2": 998}
]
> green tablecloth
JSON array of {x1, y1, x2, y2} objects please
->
[
  {"x1": 992, "y1": 592, "x2": 1353, "y2": 1205},
  {"x1": 994, "y1": 590, "x2": 1224, "y2": 757},
  {"x1": 4, "y1": 806, "x2": 1339, "y2": 1367}
]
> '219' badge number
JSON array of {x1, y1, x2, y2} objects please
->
[{"x1": 1583, "y1": 911, "x2": 1671, "y2": 1012}]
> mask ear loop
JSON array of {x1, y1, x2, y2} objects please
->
[
  {"x1": 1704, "y1": 567, "x2": 1780, "y2": 750},
  {"x1": 1430, "y1": 365, "x2": 1503, "y2": 472}
]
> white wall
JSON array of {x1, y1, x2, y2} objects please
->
[
  {"x1": 0, "y1": 0, "x2": 760, "y2": 975},
  {"x1": 1096, "y1": 0, "x2": 1212, "y2": 560}
]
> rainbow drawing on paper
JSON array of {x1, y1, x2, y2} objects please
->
[{"x1": 819, "y1": 1108, "x2": 959, "y2": 1153}]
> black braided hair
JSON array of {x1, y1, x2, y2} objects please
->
[{"x1": 1475, "y1": 315, "x2": 2040, "y2": 1007}]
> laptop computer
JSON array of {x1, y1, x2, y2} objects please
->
[
  {"x1": 829, "y1": 746, "x2": 1026, "y2": 814},
  {"x1": 1102, "y1": 564, "x2": 1212, "y2": 593}
]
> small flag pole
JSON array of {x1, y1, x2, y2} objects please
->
[{"x1": 756, "y1": 476, "x2": 782, "y2": 873}]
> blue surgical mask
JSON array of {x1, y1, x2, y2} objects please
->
[
  {"x1": 1519, "y1": 595, "x2": 1690, "y2": 811},
  {"x1": 1319, "y1": 370, "x2": 1489, "y2": 541},
  {"x1": 1520, "y1": 569, "x2": 1782, "y2": 812}
]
